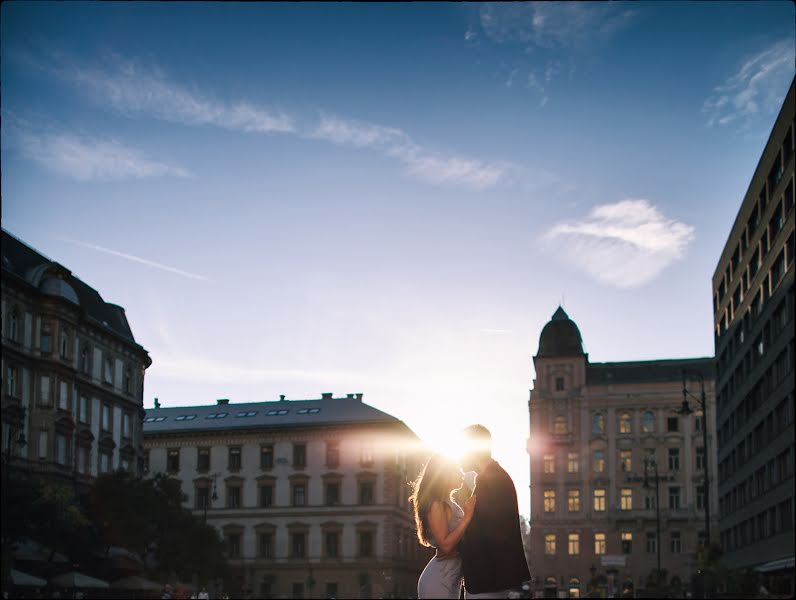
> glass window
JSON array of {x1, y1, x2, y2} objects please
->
[
  {"x1": 6, "y1": 366, "x2": 17, "y2": 396},
  {"x1": 198, "y1": 448, "x2": 210, "y2": 471},
  {"x1": 544, "y1": 490, "x2": 556, "y2": 513},
  {"x1": 40, "y1": 375, "x2": 50, "y2": 404},
  {"x1": 102, "y1": 404, "x2": 111, "y2": 431},
  {"x1": 555, "y1": 377, "x2": 565, "y2": 391},
  {"x1": 567, "y1": 452, "x2": 579, "y2": 473},
  {"x1": 568, "y1": 489, "x2": 580, "y2": 512},
  {"x1": 568, "y1": 533, "x2": 579, "y2": 555},
  {"x1": 593, "y1": 489, "x2": 606, "y2": 512},
  {"x1": 293, "y1": 443, "x2": 307, "y2": 468},
  {"x1": 325, "y1": 531, "x2": 339, "y2": 558},
  {"x1": 38, "y1": 430, "x2": 49, "y2": 459},
  {"x1": 620, "y1": 488, "x2": 633, "y2": 511},
  {"x1": 41, "y1": 331, "x2": 51, "y2": 353},
  {"x1": 167, "y1": 448, "x2": 180, "y2": 472},
  {"x1": 360, "y1": 442, "x2": 374, "y2": 466},
  {"x1": 594, "y1": 450, "x2": 605, "y2": 473},
  {"x1": 229, "y1": 447, "x2": 242, "y2": 470},
  {"x1": 260, "y1": 484, "x2": 274, "y2": 508},
  {"x1": 55, "y1": 433, "x2": 67, "y2": 465},
  {"x1": 261, "y1": 444, "x2": 274, "y2": 469},
  {"x1": 81, "y1": 346, "x2": 90, "y2": 373},
  {"x1": 227, "y1": 533, "x2": 241, "y2": 558},
  {"x1": 79, "y1": 395, "x2": 89, "y2": 423},
  {"x1": 620, "y1": 450, "x2": 632, "y2": 472},
  {"x1": 122, "y1": 412, "x2": 131, "y2": 438},
  {"x1": 668, "y1": 448, "x2": 680, "y2": 471},
  {"x1": 696, "y1": 447, "x2": 706, "y2": 470},
  {"x1": 60, "y1": 332, "x2": 69, "y2": 358},
  {"x1": 325, "y1": 482, "x2": 340, "y2": 506},
  {"x1": 619, "y1": 413, "x2": 632, "y2": 433},
  {"x1": 554, "y1": 416, "x2": 567, "y2": 434},
  {"x1": 669, "y1": 487, "x2": 681, "y2": 509},
  {"x1": 543, "y1": 453, "x2": 555, "y2": 473},
  {"x1": 697, "y1": 486, "x2": 705, "y2": 510},
  {"x1": 58, "y1": 381, "x2": 69, "y2": 410},
  {"x1": 326, "y1": 441, "x2": 340, "y2": 468},
  {"x1": 291, "y1": 533, "x2": 306, "y2": 558},
  {"x1": 100, "y1": 451, "x2": 111, "y2": 473},
  {"x1": 670, "y1": 531, "x2": 681, "y2": 554},
  {"x1": 667, "y1": 417, "x2": 679, "y2": 432},
  {"x1": 358, "y1": 531, "x2": 374, "y2": 557},
  {"x1": 359, "y1": 481, "x2": 374, "y2": 505},
  {"x1": 292, "y1": 483, "x2": 306, "y2": 507},
  {"x1": 642, "y1": 411, "x2": 655, "y2": 433},
  {"x1": 593, "y1": 413, "x2": 605, "y2": 434},
  {"x1": 594, "y1": 533, "x2": 606, "y2": 555},
  {"x1": 646, "y1": 532, "x2": 657, "y2": 554},
  {"x1": 544, "y1": 534, "x2": 556, "y2": 555},
  {"x1": 621, "y1": 532, "x2": 632, "y2": 554},
  {"x1": 259, "y1": 533, "x2": 274, "y2": 558},
  {"x1": 227, "y1": 486, "x2": 241, "y2": 509},
  {"x1": 104, "y1": 357, "x2": 113, "y2": 384}
]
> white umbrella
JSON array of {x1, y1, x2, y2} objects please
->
[
  {"x1": 50, "y1": 571, "x2": 110, "y2": 589},
  {"x1": 10, "y1": 569, "x2": 46, "y2": 587}
]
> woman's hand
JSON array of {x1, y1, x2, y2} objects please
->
[{"x1": 463, "y1": 494, "x2": 477, "y2": 522}]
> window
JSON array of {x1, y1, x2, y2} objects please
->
[
  {"x1": 41, "y1": 330, "x2": 51, "y2": 353},
  {"x1": 198, "y1": 448, "x2": 210, "y2": 472},
  {"x1": 667, "y1": 417, "x2": 679, "y2": 432},
  {"x1": 359, "y1": 481, "x2": 374, "y2": 505},
  {"x1": 291, "y1": 532, "x2": 306, "y2": 558},
  {"x1": 38, "y1": 430, "x2": 49, "y2": 459},
  {"x1": 40, "y1": 375, "x2": 50, "y2": 404},
  {"x1": 292, "y1": 483, "x2": 306, "y2": 507},
  {"x1": 593, "y1": 413, "x2": 605, "y2": 434},
  {"x1": 259, "y1": 533, "x2": 274, "y2": 558},
  {"x1": 124, "y1": 367, "x2": 132, "y2": 393},
  {"x1": 325, "y1": 482, "x2": 340, "y2": 506},
  {"x1": 567, "y1": 452, "x2": 579, "y2": 473},
  {"x1": 670, "y1": 531, "x2": 681, "y2": 554},
  {"x1": 261, "y1": 444, "x2": 274, "y2": 469},
  {"x1": 227, "y1": 485, "x2": 241, "y2": 509},
  {"x1": 646, "y1": 532, "x2": 657, "y2": 554},
  {"x1": 695, "y1": 412, "x2": 704, "y2": 432},
  {"x1": 229, "y1": 447, "x2": 242, "y2": 470},
  {"x1": 9, "y1": 310, "x2": 18, "y2": 341},
  {"x1": 697, "y1": 486, "x2": 705, "y2": 510},
  {"x1": 553, "y1": 415, "x2": 567, "y2": 434},
  {"x1": 544, "y1": 490, "x2": 556, "y2": 513},
  {"x1": 593, "y1": 450, "x2": 605, "y2": 473},
  {"x1": 58, "y1": 381, "x2": 69, "y2": 410},
  {"x1": 645, "y1": 494, "x2": 656, "y2": 510},
  {"x1": 101, "y1": 404, "x2": 111, "y2": 431},
  {"x1": 568, "y1": 533, "x2": 579, "y2": 555},
  {"x1": 543, "y1": 453, "x2": 555, "y2": 473},
  {"x1": 260, "y1": 483, "x2": 274, "y2": 508},
  {"x1": 122, "y1": 412, "x2": 131, "y2": 438},
  {"x1": 619, "y1": 413, "x2": 632, "y2": 434},
  {"x1": 326, "y1": 441, "x2": 340, "y2": 468},
  {"x1": 325, "y1": 531, "x2": 340, "y2": 558},
  {"x1": 594, "y1": 532, "x2": 606, "y2": 555},
  {"x1": 696, "y1": 447, "x2": 706, "y2": 470},
  {"x1": 593, "y1": 489, "x2": 606, "y2": 512},
  {"x1": 293, "y1": 443, "x2": 306, "y2": 468},
  {"x1": 227, "y1": 533, "x2": 241, "y2": 558},
  {"x1": 59, "y1": 331, "x2": 69, "y2": 358},
  {"x1": 77, "y1": 446, "x2": 89, "y2": 474},
  {"x1": 555, "y1": 377, "x2": 565, "y2": 391},
  {"x1": 669, "y1": 486, "x2": 681, "y2": 509},
  {"x1": 104, "y1": 357, "x2": 113, "y2": 384},
  {"x1": 55, "y1": 433, "x2": 68, "y2": 465},
  {"x1": 143, "y1": 450, "x2": 150, "y2": 473},
  {"x1": 544, "y1": 534, "x2": 556, "y2": 555},
  {"x1": 642, "y1": 411, "x2": 655, "y2": 433},
  {"x1": 100, "y1": 451, "x2": 111, "y2": 473},
  {"x1": 668, "y1": 448, "x2": 680, "y2": 471},
  {"x1": 81, "y1": 346, "x2": 90, "y2": 374},
  {"x1": 167, "y1": 448, "x2": 180, "y2": 472},
  {"x1": 358, "y1": 531, "x2": 374, "y2": 557},
  {"x1": 621, "y1": 532, "x2": 632, "y2": 554},
  {"x1": 360, "y1": 443, "x2": 374, "y2": 466},
  {"x1": 568, "y1": 489, "x2": 580, "y2": 512},
  {"x1": 620, "y1": 450, "x2": 632, "y2": 472},
  {"x1": 79, "y1": 395, "x2": 89, "y2": 423},
  {"x1": 196, "y1": 486, "x2": 210, "y2": 510},
  {"x1": 6, "y1": 366, "x2": 17, "y2": 396},
  {"x1": 620, "y1": 488, "x2": 633, "y2": 511}
]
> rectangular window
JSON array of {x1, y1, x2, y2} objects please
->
[
  {"x1": 77, "y1": 445, "x2": 89, "y2": 474},
  {"x1": 79, "y1": 395, "x2": 89, "y2": 423},
  {"x1": 646, "y1": 532, "x2": 657, "y2": 554},
  {"x1": 360, "y1": 443, "x2": 375, "y2": 466},
  {"x1": 620, "y1": 488, "x2": 633, "y2": 511},
  {"x1": 568, "y1": 489, "x2": 580, "y2": 512},
  {"x1": 104, "y1": 357, "x2": 113, "y2": 384},
  {"x1": 58, "y1": 381, "x2": 68, "y2": 410},
  {"x1": 260, "y1": 484, "x2": 274, "y2": 508},
  {"x1": 122, "y1": 412, "x2": 131, "y2": 438},
  {"x1": 593, "y1": 489, "x2": 606, "y2": 512},
  {"x1": 544, "y1": 490, "x2": 556, "y2": 513},
  {"x1": 291, "y1": 533, "x2": 306, "y2": 558},
  {"x1": 359, "y1": 481, "x2": 375, "y2": 505},
  {"x1": 696, "y1": 447, "x2": 706, "y2": 470},
  {"x1": 325, "y1": 531, "x2": 340, "y2": 558},
  {"x1": 293, "y1": 443, "x2": 306, "y2": 468},
  {"x1": 668, "y1": 448, "x2": 680, "y2": 471},
  {"x1": 167, "y1": 448, "x2": 180, "y2": 472},
  {"x1": 6, "y1": 366, "x2": 17, "y2": 396},
  {"x1": 260, "y1": 444, "x2": 274, "y2": 469},
  {"x1": 670, "y1": 531, "x2": 681, "y2": 554},
  {"x1": 326, "y1": 441, "x2": 340, "y2": 468},
  {"x1": 55, "y1": 433, "x2": 67, "y2": 465},
  {"x1": 555, "y1": 377, "x2": 565, "y2": 391},
  {"x1": 198, "y1": 448, "x2": 210, "y2": 472},
  {"x1": 667, "y1": 417, "x2": 679, "y2": 432},
  {"x1": 567, "y1": 452, "x2": 579, "y2": 473},
  {"x1": 227, "y1": 486, "x2": 241, "y2": 509},
  {"x1": 40, "y1": 375, "x2": 50, "y2": 404},
  {"x1": 544, "y1": 534, "x2": 556, "y2": 555},
  {"x1": 196, "y1": 486, "x2": 210, "y2": 510},
  {"x1": 41, "y1": 332, "x2": 51, "y2": 353},
  {"x1": 101, "y1": 404, "x2": 111, "y2": 431},
  {"x1": 645, "y1": 494, "x2": 656, "y2": 510},
  {"x1": 594, "y1": 532, "x2": 606, "y2": 555},
  {"x1": 669, "y1": 487, "x2": 681, "y2": 509},
  {"x1": 593, "y1": 413, "x2": 605, "y2": 434},
  {"x1": 543, "y1": 453, "x2": 555, "y2": 473},
  {"x1": 227, "y1": 533, "x2": 241, "y2": 558},
  {"x1": 229, "y1": 447, "x2": 242, "y2": 470},
  {"x1": 697, "y1": 486, "x2": 705, "y2": 510},
  {"x1": 359, "y1": 531, "x2": 374, "y2": 557},
  {"x1": 620, "y1": 450, "x2": 632, "y2": 472},
  {"x1": 292, "y1": 484, "x2": 306, "y2": 507},
  {"x1": 568, "y1": 533, "x2": 579, "y2": 555},
  {"x1": 325, "y1": 482, "x2": 340, "y2": 506},
  {"x1": 621, "y1": 532, "x2": 632, "y2": 554},
  {"x1": 259, "y1": 533, "x2": 273, "y2": 558},
  {"x1": 593, "y1": 450, "x2": 605, "y2": 473},
  {"x1": 100, "y1": 451, "x2": 111, "y2": 473}
]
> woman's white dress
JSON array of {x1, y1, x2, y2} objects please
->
[{"x1": 417, "y1": 499, "x2": 464, "y2": 599}]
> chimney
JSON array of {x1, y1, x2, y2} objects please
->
[
  {"x1": 217, "y1": 398, "x2": 230, "y2": 405},
  {"x1": 355, "y1": 393, "x2": 363, "y2": 401},
  {"x1": 321, "y1": 392, "x2": 333, "y2": 400},
  {"x1": 347, "y1": 393, "x2": 354, "y2": 399},
  {"x1": 279, "y1": 395, "x2": 286, "y2": 402}
]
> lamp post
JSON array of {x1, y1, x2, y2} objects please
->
[
  {"x1": 3, "y1": 406, "x2": 27, "y2": 465},
  {"x1": 643, "y1": 457, "x2": 662, "y2": 589},
  {"x1": 203, "y1": 473, "x2": 219, "y2": 523},
  {"x1": 679, "y1": 371, "x2": 711, "y2": 549},
  {"x1": 2, "y1": 406, "x2": 28, "y2": 589}
]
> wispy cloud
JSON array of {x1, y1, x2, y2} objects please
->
[
  {"x1": 65, "y1": 55, "x2": 295, "y2": 134},
  {"x1": 703, "y1": 39, "x2": 795, "y2": 129},
  {"x1": 4, "y1": 116, "x2": 190, "y2": 182},
  {"x1": 58, "y1": 237, "x2": 209, "y2": 282},
  {"x1": 543, "y1": 199, "x2": 695, "y2": 288}
]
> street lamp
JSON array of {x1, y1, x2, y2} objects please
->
[
  {"x1": 4, "y1": 406, "x2": 27, "y2": 464},
  {"x1": 643, "y1": 457, "x2": 662, "y2": 589},
  {"x1": 679, "y1": 371, "x2": 711, "y2": 548},
  {"x1": 203, "y1": 473, "x2": 219, "y2": 523}
]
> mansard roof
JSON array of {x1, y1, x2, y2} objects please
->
[{"x1": 586, "y1": 357, "x2": 715, "y2": 385}]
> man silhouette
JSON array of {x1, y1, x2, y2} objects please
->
[{"x1": 459, "y1": 424, "x2": 530, "y2": 599}]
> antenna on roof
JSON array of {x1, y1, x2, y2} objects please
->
[{"x1": 154, "y1": 398, "x2": 160, "y2": 409}]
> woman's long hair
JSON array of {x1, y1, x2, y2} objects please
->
[{"x1": 409, "y1": 453, "x2": 459, "y2": 547}]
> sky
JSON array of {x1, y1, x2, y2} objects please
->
[{"x1": 2, "y1": 2, "x2": 794, "y2": 517}]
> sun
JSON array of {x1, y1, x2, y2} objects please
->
[{"x1": 426, "y1": 430, "x2": 467, "y2": 463}]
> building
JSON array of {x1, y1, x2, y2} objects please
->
[
  {"x1": 1, "y1": 228, "x2": 151, "y2": 483},
  {"x1": 143, "y1": 393, "x2": 431, "y2": 599},
  {"x1": 712, "y1": 78, "x2": 795, "y2": 594},
  {"x1": 528, "y1": 307, "x2": 717, "y2": 598}
]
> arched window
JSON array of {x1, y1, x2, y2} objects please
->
[
  {"x1": 59, "y1": 328, "x2": 69, "y2": 358},
  {"x1": 593, "y1": 413, "x2": 605, "y2": 435},
  {"x1": 619, "y1": 412, "x2": 632, "y2": 434},
  {"x1": 554, "y1": 416, "x2": 567, "y2": 434},
  {"x1": 642, "y1": 411, "x2": 655, "y2": 433}
]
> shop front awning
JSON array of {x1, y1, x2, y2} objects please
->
[{"x1": 755, "y1": 557, "x2": 795, "y2": 573}]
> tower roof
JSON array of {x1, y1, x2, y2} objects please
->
[{"x1": 536, "y1": 306, "x2": 585, "y2": 358}]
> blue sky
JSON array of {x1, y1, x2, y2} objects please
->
[{"x1": 2, "y1": 2, "x2": 794, "y2": 515}]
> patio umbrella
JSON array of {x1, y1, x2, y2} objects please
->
[
  {"x1": 111, "y1": 575, "x2": 162, "y2": 591},
  {"x1": 50, "y1": 571, "x2": 110, "y2": 589},
  {"x1": 10, "y1": 569, "x2": 46, "y2": 587}
]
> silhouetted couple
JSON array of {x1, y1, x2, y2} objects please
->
[{"x1": 411, "y1": 425, "x2": 530, "y2": 599}]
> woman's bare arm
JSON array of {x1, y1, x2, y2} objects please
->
[{"x1": 426, "y1": 497, "x2": 476, "y2": 555}]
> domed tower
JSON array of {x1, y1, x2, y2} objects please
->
[{"x1": 533, "y1": 306, "x2": 588, "y2": 395}]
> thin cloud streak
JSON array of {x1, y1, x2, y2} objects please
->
[
  {"x1": 543, "y1": 199, "x2": 695, "y2": 288},
  {"x1": 703, "y1": 39, "x2": 795, "y2": 128},
  {"x1": 58, "y1": 237, "x2": 209, "y2": 282}
]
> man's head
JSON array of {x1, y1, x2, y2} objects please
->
[{"x1": 460, "y1": 424, "x2": 492, "y2": 472}]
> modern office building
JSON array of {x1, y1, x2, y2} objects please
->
[
  {"x1": 712, "y1": 78, "x2": 794, "y2": 594},
  {"x1": 528, "y1": 307, "x2": 716, "y2": 598},
  {"x1": 1, "y1": 228, "x2": 151, "y2": 483},
  {"x1": 143, "y1": 393, "x2": 431, "y2": 599}
]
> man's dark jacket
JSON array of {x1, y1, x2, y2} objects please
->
[{"x1": 459, "y1": 460, "x2": 530, "y2": 594}]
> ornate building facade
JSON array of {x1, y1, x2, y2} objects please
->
[
  {"x1": 1, "y1": 229, "x2": 151, "y2": 483},
  {"x1": 528, "y1": 307, "x2": 717, "y2": 598},
  {"x1": 143, "y1": 394, "x2": 431, "y2": 599}
]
